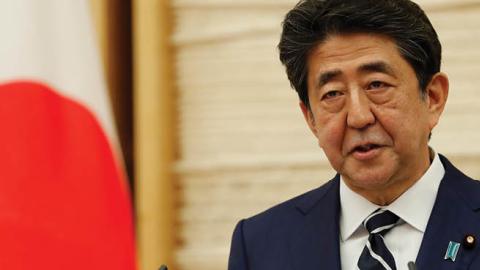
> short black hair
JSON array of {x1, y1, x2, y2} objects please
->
[{"x1": 278, "y1": 0, "x2": 442, "y2": 108}]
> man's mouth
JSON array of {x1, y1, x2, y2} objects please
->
[{"x1": 353, "y1": 144, "x2": 381, "y2": 153}]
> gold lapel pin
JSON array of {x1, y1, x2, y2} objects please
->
[{"x1": 463, "y1": 234, "x2": 476, "y2": 250}]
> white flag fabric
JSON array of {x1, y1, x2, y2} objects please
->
[
  {"x1": 0, "y1": 1, "x2": 116, "y2": 139},
  {"x1": 0, "y1": 1, "x2": 136, "y2": 269}
]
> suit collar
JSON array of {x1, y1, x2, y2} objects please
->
[
  {"x1": 416, "y1": 155, "x2": 480, "y2": 270},
  {"x1": 290, "y1": 176, "x2": 341, "y2": 270},
  {"x1": 287, "y1": 155, "x2": 480, "y2": 270},
  {"x1": 295, "y1": 175, "x2": 340, "y2": 215}
]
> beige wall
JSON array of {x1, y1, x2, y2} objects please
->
[{"x1": 173, "y1": 1, "x2": 480, "y2": 269}]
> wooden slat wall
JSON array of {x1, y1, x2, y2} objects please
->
[{"x1": 172, "y1": 1, "x2": 480, "y2": 269}]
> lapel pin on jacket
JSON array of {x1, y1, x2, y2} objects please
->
[
  {"x1": 444, "y1": 241, "x2": 460, "y2": 262},
  {"x1": 463, "y1": 234, "x2": 476, "y2": 250}
]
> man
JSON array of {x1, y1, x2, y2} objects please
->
[{"x1": 228, "y1": 0, "x2": 480, "y2": 269}]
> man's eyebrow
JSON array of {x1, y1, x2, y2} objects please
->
[
  {"x1": 317, "y1": 69, "x2": 342, "y2": 88},
  {"x1": 358, "y1": 61, "x2": 396, "y2": 77},
  {"x1": 315, "y1": 62, "x2": 396, "y2": 88}
]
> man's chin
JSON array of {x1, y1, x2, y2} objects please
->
[{"x1": 340, "y1": 167, "x2": 396, "y2": 193}]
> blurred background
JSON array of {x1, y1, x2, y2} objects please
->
[{"x1": 4, "y1": 0, "x2": 478, "y2": 269}]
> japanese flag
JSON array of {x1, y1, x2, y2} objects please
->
[{"x1": 0, "y1": 1, "x2": 136, "y2": 269}]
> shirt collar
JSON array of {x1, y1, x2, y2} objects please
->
[{"x1": 339, "y1": 152, "x2": 445, "y2": 241}]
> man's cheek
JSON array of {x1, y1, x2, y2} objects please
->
[{"x1": 317, "y1": 121, "x2": 344, "y2": 151}]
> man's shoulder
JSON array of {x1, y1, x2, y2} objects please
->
[
  {"x1": 440, "y1": 154, "x2": 480, "y2": 186},
  {"x1": 229, "y1": 176, "x2": 339, "y2": 268},
  {"x1": 240, "y1": 176, "x2": 339, "y2": 236},
  {"x1": 440, "y1": 154, "x2": 480, "y2": 203}
]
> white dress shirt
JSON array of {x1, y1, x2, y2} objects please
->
[{"x1": 339, "y1": 153, "x2": 445, "y2": 270}]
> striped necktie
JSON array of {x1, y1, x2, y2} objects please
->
[{"x1": 357, "y1": 208, "x2": 400, "y2": 270}]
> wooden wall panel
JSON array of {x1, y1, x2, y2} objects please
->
[
  {"x1": 133, "y1": 0, "x2": 176, "y2": 269},
  {"x1": 428, "y1": 8, "x2": 480, "y2": 155}
]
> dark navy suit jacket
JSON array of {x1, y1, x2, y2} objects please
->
[{"x1": 228, "y1": 155, "x2": 480, "y2": 270}]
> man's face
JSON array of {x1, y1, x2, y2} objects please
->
[{"x1": 302, "y1": 33, "x2": 447, "y2": 203}]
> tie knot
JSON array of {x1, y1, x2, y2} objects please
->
[{"x1": 363, "y1": 208, "x2": 399, "y2": 235}]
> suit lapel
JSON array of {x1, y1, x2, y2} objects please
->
[
  {"x1": 289, "y1": 176, "x2": 341, "y2": 270},
  {"x1": 416, "y1": 155, "x2": 480, "y2": 270}
]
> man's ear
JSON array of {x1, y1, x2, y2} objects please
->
[
  {"x1": 299, "y1": 101, "x2": 318, "y2": 135},
  {"x1": 425, "y1": 72, "x2": 449, "y2": 130}
]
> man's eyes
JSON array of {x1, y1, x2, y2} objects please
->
[
  {"x1": 322, "y1": 90, "x2": 343, "y2": 100},
  {"x1": 368, "y1": 80, "x2": 389, "y2": 90},
  {"x1": 320, "y1": 81, "x2": 390, "y2": 100}
]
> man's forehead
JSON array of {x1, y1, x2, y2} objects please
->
[
  {"x1": 307, "y1": 34, "x2": 408, "y2": 85},
  {"x1": 316, "y1": 61, "x2": 398, "y2": 87},
  {"x1": 309, "y1": 33, "x2": 399, "y2": 62}
]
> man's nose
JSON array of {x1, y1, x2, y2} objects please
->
[{"x1": 346, "y1": 91, "x2": 375, "y2": 129}]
